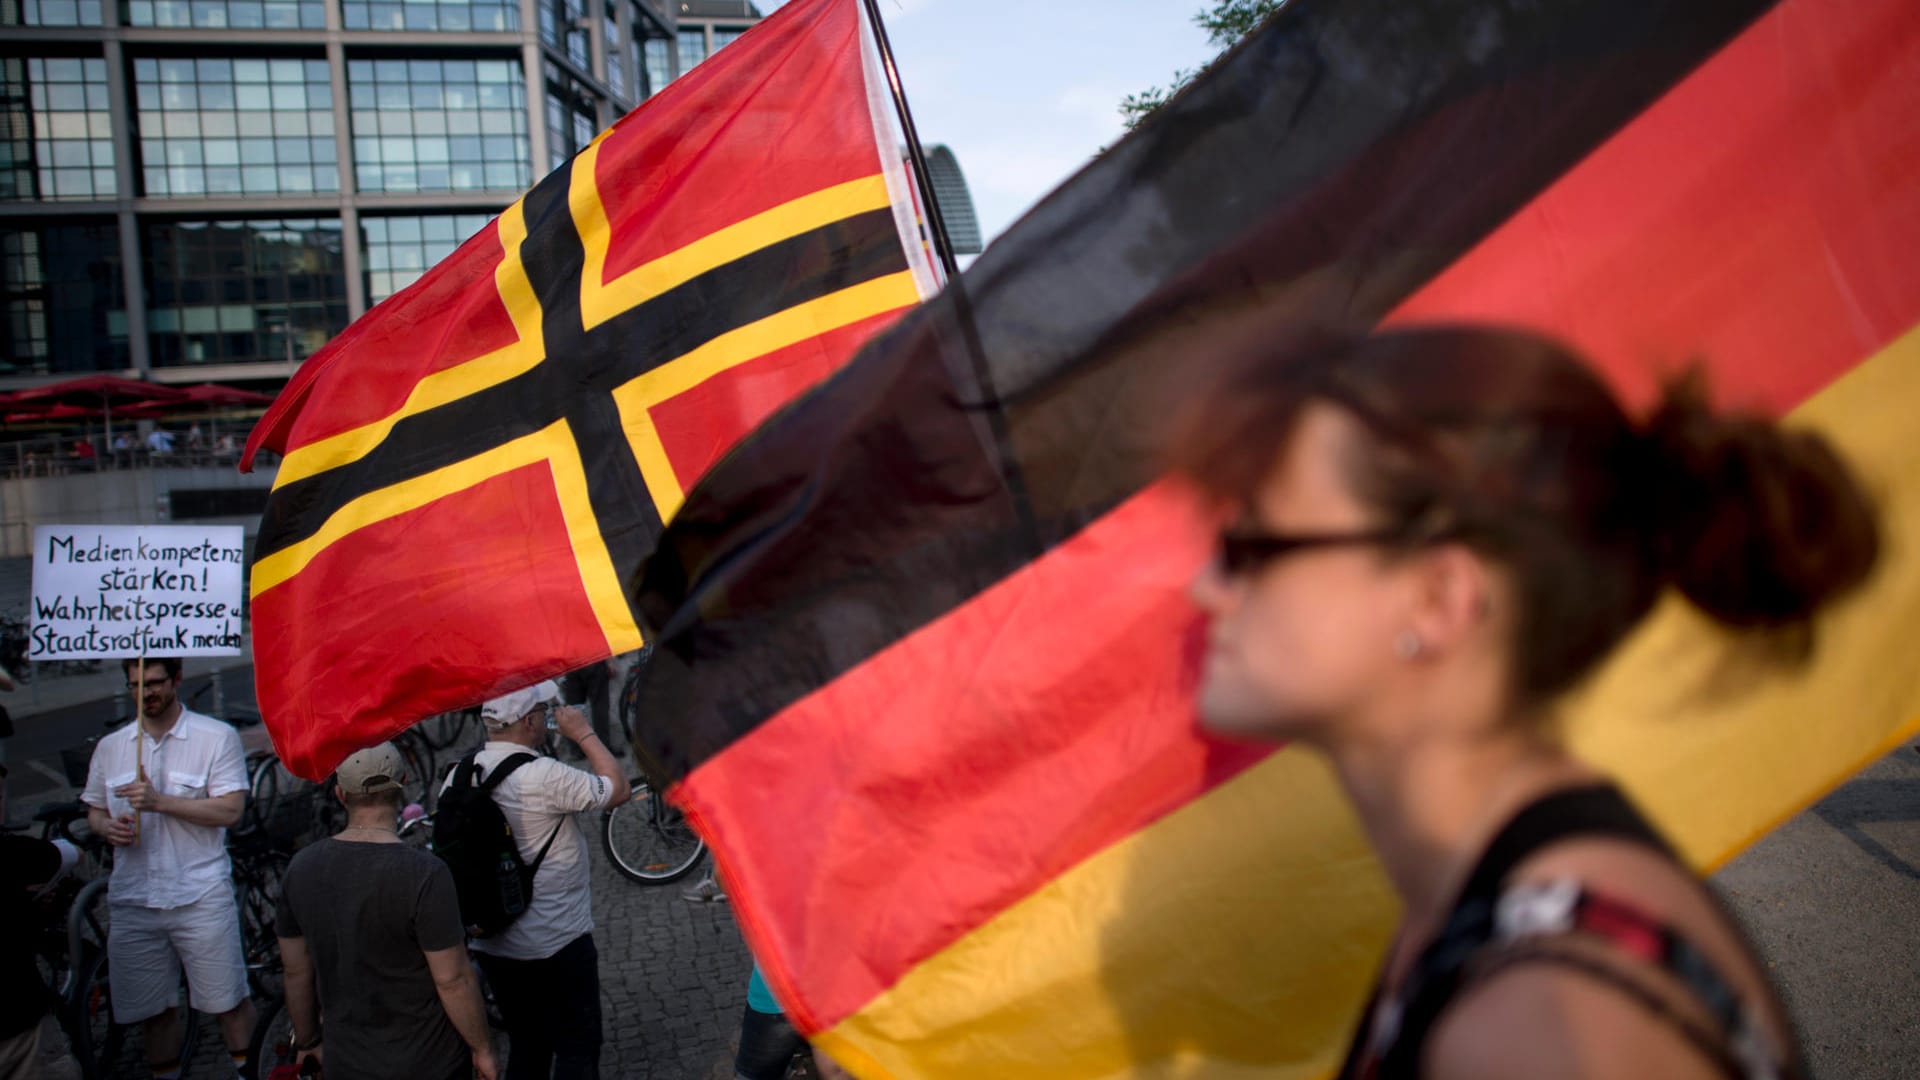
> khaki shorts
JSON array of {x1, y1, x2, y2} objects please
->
[{"x1": 107, "y1": 890, "x2": 249, "y2": 1023}]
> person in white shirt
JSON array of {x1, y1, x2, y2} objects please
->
[
  {"x1": 443, "y1": 681, "x2": 628, "y2": 1079},
  {"x1": 82, "y1": 658, "x2": 256, "y2": 1080}
]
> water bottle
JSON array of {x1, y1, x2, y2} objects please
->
[{"x1": 499, "y1": 845, "x2": 526, "y2": 913}]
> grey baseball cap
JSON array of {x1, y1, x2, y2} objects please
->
[{"x1": 334, "y1": 741, "x2": 408, "y2": 795}]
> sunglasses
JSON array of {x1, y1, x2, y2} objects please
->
[{"x1": 1214, "y1": 527, "x2": 1419, "y2": 578}]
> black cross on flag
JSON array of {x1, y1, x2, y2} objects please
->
[{"x1": 242, "y1": 0, "x2": 937, "y2": 779}]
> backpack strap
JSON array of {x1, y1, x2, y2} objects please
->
[
  {"x1": 526, "y1": 818, "x2": 566, "y2": 874},
  {"x1": 476, "y1": 751, "x2": 539, "y2": 794},
  {"x1": 476, "y1": 751, "x2": 567, "y2": 873},
  {"x1": 448, "y1": 749, "x2": 480, "y2": 792}
]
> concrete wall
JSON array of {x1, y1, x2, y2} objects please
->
[{"x1": 0, "y1": 464, "x2": 277, "y2": 558}]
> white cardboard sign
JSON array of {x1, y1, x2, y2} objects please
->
[{"x1": 30, "y1": 524, "x2": 246, "y2": 659}]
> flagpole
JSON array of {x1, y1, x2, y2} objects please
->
[{"x1": 859, "y1": 0, "x2": 962, "y2": 282}]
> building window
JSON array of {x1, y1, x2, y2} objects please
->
[
  {"x1": 0, "y1": 0, "x2": 105, "y2": 26},
  {"x1": 604, "y1": 6, "x2": 625, "y2": 99},
  {"x1": 124, "y1": 0, "x2": 324, "y2": 29},
  {"x1": 134, "y1": 57, "x2": 339, "y2": 197},
  {"x1": 539, "y1": 0, "x2": 589, "y2": 70},
  {"x1": 640, "y1": 36, "x2": 672, "y2": 98},
  {"x1": 362, "y1": 212, "x2": 493, "y2": 304},
  {"x1": 1, "y1": 222, "x2": 127, "y2": 374},
  {"x1": 144, "y1": 218, "x2": 347, "y2": 368},
  {"x1": 544, "y1": 78, "x2": 597, "y2": 171},
  {"x1": 349, "y1": 58, "x2": 530, "y2": 193},
  {"x1": 0, "y1": 57, "x2": 116, "y2": 201},
  {"x1": 341, "y1": 0, "x2": 517, "y2": 32},
  {"x1": 712, "y1": 25, "x2": 748, "y2": 50},
  {"x1": 676, "y1": 28, "x2": 707, "y2": 72}
]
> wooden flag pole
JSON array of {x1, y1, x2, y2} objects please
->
[
  {"x1": 859, "y1": 0, "x2": 963, "y2": 282},
  {"x1": 131, "y1": 649, "x2": 145, "y2": 843}
]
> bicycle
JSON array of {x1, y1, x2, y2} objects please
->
[
  {"x1": 600, "y1": 776, "x2": 706, "y2": 885},
  {"x1": 601, "y1": 648, "x2": 707, "y2": 885},
  {"x1": 229, "y1": 832, "x2": 291, "y2": 1001},
  {"x1": 54, "y1": 867, "x2": 204, "y2": 1079}
]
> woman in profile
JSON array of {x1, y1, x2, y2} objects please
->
[{"x1": 1172, "y1": 326, "x2": 1876, "y2": 1080}]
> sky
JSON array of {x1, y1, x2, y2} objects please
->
[{"x1": 762, "y1": 0, "x2": 1222, "y2": 247}]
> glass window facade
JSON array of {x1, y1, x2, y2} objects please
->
[
  {"x1": 676, "y1": 28, "x2": 707, "y2": 72},
  {"x1": 712, "y1": 25, "x2": 747, "y2": 50},
  {"x1": 1, "y1": 222, "x2": 127, "y2": 374},
  {"x1": 124, "y1": 0, "x2": 325, "y2": 29},
  {"x1": 362, "y1": 212, "x2": 492, "y2": 304},
  {"x1": 0, "y1": 0, "x2": 105, "y2": 25},
  {"x1": 341, "y1": 0, "x2": 517, "y2": 32},
  {"x1": 145, "y1": 218, "x2": 346, "y2": 368},
  {"x1": 135, "y1": 58, "x2": 338, "y2": 197},
  {"x1": 350, "y1": 58, "x2": 530, "y2": 193},
  {"x1": 544, "y1": 79, "x2": 596, "y2": 171},
  {"x1": 604, "y1": 7, "x2": 625, "y2": 99},
  {"x1": 641, "y1": 36, "x2": 672, "y2": 97},
  {"x1": 1, "y1": 57, "x2": 115, "y2": 201},
  {"x1": 539, "y1": 0, "x2": 589, "y2": 69}
]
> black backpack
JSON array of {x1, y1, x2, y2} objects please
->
[{"x1": 432, "y1": 751, "x2": 564, "y2": 938}]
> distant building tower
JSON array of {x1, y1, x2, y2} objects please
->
[{"x1": 922, "y1": 144, "x2": 981, "y2": 256}]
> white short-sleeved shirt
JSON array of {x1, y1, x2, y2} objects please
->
[
  {"x1": 444, "y1": 741, "x2": 616, "y2": 960},
  {"x1": 81, "y1": 709, "x2": 247, "y2": 910}
]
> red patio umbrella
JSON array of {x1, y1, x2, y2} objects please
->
[
  {"x1": 8, "y1": 376, "x2": 190, "y2": 444},
  {"x1": 3, "y1": 403, "x2": 92, "y2": 424}
]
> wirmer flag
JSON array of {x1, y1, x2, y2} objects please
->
[
  {"x1": 242, "y1": 0, "x2": 940, "y2": 780},
  {"x1": 631, "y1": 0, "x2": 1920, "y2": 1075}
]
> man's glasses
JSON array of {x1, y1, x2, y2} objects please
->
[
  {"x1": 126, "y1": 677, "x2": 171, "y2": 692},
  {"x1": 1215, "y1": 528, "x2": 1417, "y2": 578}
]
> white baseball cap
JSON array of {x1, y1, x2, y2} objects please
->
[{"x1": 480, "y1": 679, "x2": 562, "y2": 728}]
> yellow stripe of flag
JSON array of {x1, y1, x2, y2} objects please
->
[{"x1": 817, "y1": 322, "x2": 1920, "y2": 1078}]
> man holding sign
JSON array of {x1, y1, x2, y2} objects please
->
[{"x1": 81, "y1": 658, "x2": 256, "y2": 1080}]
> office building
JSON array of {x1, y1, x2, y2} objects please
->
[{"x1": 0, "y1": 0, "x2": 763, "y2": 389}]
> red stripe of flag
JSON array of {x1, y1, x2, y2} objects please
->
[
  {"x1": 679, "y1": 486, "x2": 1269, "y2": 1032},
  {"x1": 681, "y1": 0, "x2": 1920, "y2": 1036},
  {"x1": 255, "y1": 462, "x2": 613, "y2": 779},
  {"x1": 1390, "y1": 0, "x2": 1920, "y2": 412}
]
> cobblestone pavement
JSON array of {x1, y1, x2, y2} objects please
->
[
  {"x1": 588, "y1": 847, "x2": 754, "y2": 1079},
  {"x1": 161, "y1": 750, "x2": 759, "y2": 1079}
]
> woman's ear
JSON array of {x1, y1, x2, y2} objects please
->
[{"x1": 1404, "y1": 545, "x2": 1496, "y2": 660}]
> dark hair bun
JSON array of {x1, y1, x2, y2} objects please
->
[{"x1": 1642, "y1": 375, "x2": 1879, "y2": 629}]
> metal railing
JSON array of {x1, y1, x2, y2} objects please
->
[{"x1": 0, "y1": 430, "x2": 279, "y2": 478}]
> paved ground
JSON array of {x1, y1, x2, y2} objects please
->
[
  {"x1": 1719, "y1": 740, "x2": 1920, "y2": 1080},
  {"x1": 7, "y1": 662, "x2": 1916, "y2": 1078}
]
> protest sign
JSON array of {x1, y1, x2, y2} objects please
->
[{"x1": 30, "y1": 525, "x2": 246, "y2": 659}]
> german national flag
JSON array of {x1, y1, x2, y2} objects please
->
[
  {"x1": 242, "y1": 0, "x2": 939, "y2": 779},
  {"x1": 632, "y1": 0, "x2": 1920, "y2": 1074}
]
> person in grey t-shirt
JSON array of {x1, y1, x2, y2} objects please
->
[{"x1": 275, "y1": 743, "x2": 498, "y2": 1080}]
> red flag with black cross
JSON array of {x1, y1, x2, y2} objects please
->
[
  {"x1": 242, "y1": 0, "x2": 940, "y2": 780},
  {"x1": 630, "y1": 0, "x2": 1920, "y2": 1075}
]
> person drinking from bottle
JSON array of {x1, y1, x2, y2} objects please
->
[{"x1": 441, "y1": 682, "x2": 629, "y2": 1079}]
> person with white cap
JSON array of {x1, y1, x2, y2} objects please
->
[
  {"x1": 444, "y1": 680, "x2": 628, "y2": 1079},
  {"x1": 275, "y1": 742, "x2": 499, "y2": 1080}
]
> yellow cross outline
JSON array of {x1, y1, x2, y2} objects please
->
[{"x1": 255, "y1": 133, "x2": 924, "y2": 656}]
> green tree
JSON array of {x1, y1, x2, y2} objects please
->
[{"x1": 1120, "y1": 0, "x2": 1286, "y2": 129}]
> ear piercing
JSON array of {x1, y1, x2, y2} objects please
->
[{"x1": 1395, "y1": 631, "x2": 1425, "y2": 660}]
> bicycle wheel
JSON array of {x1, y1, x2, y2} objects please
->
[
  {"x1": 600, "y1": 781, "x2": 705, "y2": 885},
  {"x1": 421, "y1": 708, "x2": 474, "y2": 751},
  {"x1": 72, "y1": 949, "x2": 139, "y2": 1080},
  {"x1": 393, "y1": 732, "x2": 437, "y2": 813},
  {"x1": 235, "y1": 854, "x2": 290, "y2": 1001},
  {"x1": 76, "y1": 950, "x2": 204, "y2": 1080},
  {"x1": 246, "y1": 996, "x2": 298, "y2": 1080}
]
